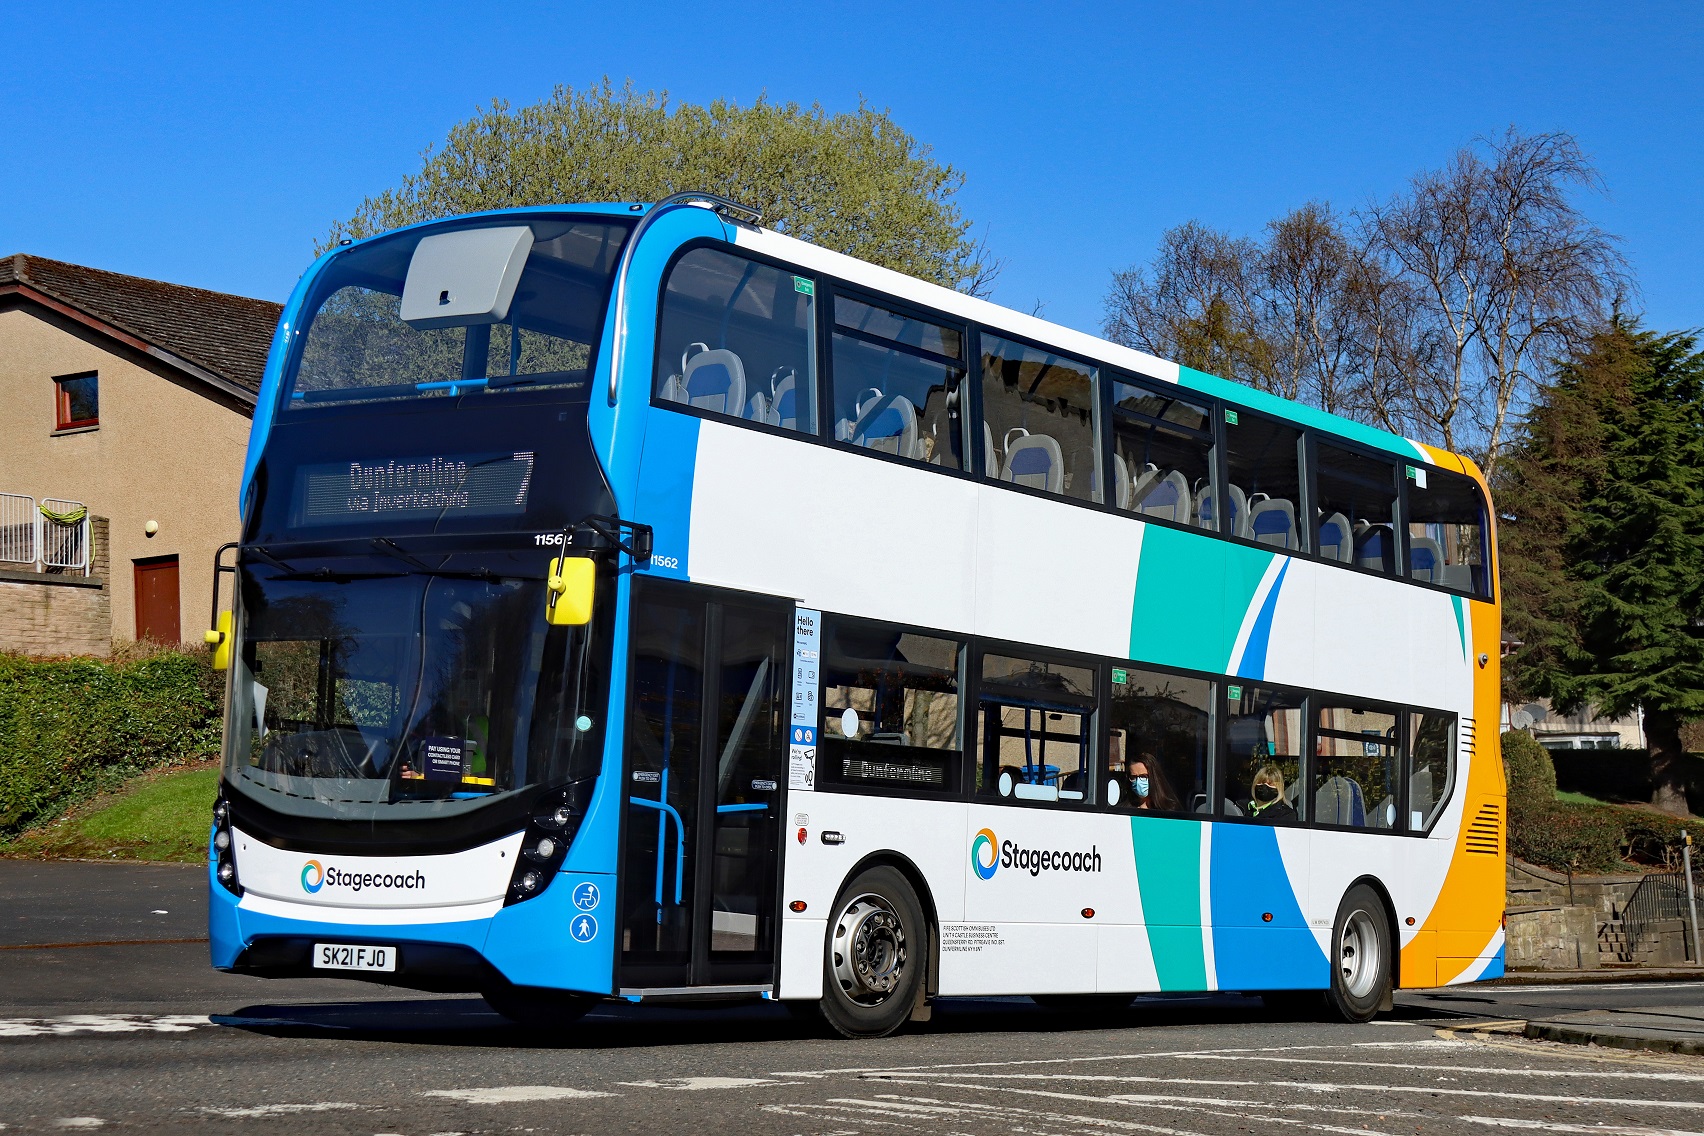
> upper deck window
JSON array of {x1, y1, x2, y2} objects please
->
[
  {"x1": 654, "y1": 248, "x2": 817, "y2": 432},
  {"x1": 285, "y1": 217, "x2": 629, "y2": 410},
  {"x1": 1407, "y1": 466, "x2": 1490, "y2": 597},
  {"x1": 980, "y1": 335, "x2": 1100, "y2": 502},
  {"x1": 830, "y1": 296, "x2": 966, "y2": 469},
  {"x1": 1316, "y1": 443, "x2": 1398, "y2": 574},
  {"x1": 1224, "y1": 412, "x2": 1303, "y2": 550},
  {"x1": 1109, "y1": 376, "x2": 1213, "y2": 527}
]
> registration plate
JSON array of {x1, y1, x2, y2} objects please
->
[{"x1": 312, "y1": 943, "x2": 396, "y2": 972}]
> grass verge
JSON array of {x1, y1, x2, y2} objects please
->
[{"x1": 0, "y1": 762, "x2": 217, "y2": 862}]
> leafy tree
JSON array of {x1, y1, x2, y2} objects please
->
[
  {"x1": 323, "y1": 79, "x2": 998, "y2": 294},
  {"x1": 1501, "y1": 321, "x2": 1704, "y2": 815}
]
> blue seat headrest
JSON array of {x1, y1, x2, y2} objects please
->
[{"x1": 1010, "y1": 448, "x2": 1053, "y2": 476}]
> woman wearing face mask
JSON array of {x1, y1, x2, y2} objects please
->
[
  {"x1": 1248, "y1": 763, "x2": 1296, "y2": 822},
  {"x1": 1126, "y1": 752, "x2": 1178, "y2": 812}
]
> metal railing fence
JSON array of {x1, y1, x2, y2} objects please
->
[
  {"x1": 1623, "y1": 870, "x2": 1692, "y2": 959},
  {"x1": 0, "y1": 493, "x2": 90, "y2": 574}
]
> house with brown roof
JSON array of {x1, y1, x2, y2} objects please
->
[{"x1": 0, "y1": 254, "x2": 281, "y2": 655}]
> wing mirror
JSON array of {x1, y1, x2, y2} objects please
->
[
  {"x1": 204, "y1": 611, "x2": 233, "y2": 671},
  {"x1": 545, "y1": 556, "x2": 595, "y2": 626},
  {"x1": 205, "y1": 542, "x2": 238, "y2": 671}
]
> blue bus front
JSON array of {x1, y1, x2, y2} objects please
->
[{"x1": 209, "y1": 209, "x2": 641, "y2": 1005}]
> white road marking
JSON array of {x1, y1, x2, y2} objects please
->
[
  {"x1": 617, "y1": 1076, "x2": 778, "y2": 1091},
  {"x1": 874, "y1": 1070, "x2": 1704, "y2": 1112},
  {"x1": 867, "y1": 1080, "x2": 1412, "y2": 1135},
  {"x1": 1182, "y1": 1053, "x2": 1704, "y2": 1082},
  {"x1": 770, "y1": 1038, "x2": 1458, "y2": 1078},
  {"x1": 53, "y1": 1122, "x2": 105, "y2": 1130},
  {"x1": 423, "y1": 1086, "x2": 615, "y2": 1104},
  {"x1": 1462, "y1": 1118, "x2": 1704, "y2": 1135},
  {"x1": 0, "y1": 1015, "x2": 209, "y2": 1038},
  {"x1": 199, "y1": 1103, "x2": 368, "y2": 1119}
]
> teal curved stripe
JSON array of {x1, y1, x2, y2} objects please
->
[
  {"x1": 1234, "y1": 559, "x2": 1289, "y2": 680},
  {"x1": 1129, "y1": 816, "x2": 1206, "y2": 991},
  {"x1": 1451, "y1": 594, "x2": 1468, "y2": 662},
  {"x1": 1131, "y1": 526, "x2": 1274, "y2": 675}
]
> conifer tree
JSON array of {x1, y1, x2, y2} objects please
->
[{"x1": 1501, "y1": 321, "x2": 1704, "y2": 815}]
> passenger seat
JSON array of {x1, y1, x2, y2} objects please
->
[
  {"x1": 662, "y1": 342, "x2": 746, "y2": 417},
  {"x1": 1196, "y1": 482, "x2": 1249, "y2": 536},
  {"x1": 1408, "y1": 534, "x2": 1446, "y2": 584},
  {"x1": 1247, "y1": 494, "x2": 1298, "y2": 549},
  {"x1": 748, "y1": 367, "x2": 799, "y2": 430},
  {"x1": 850, "y1": 390, "x2": 920, "y2": 459},
  {"x1": 1318, "y1": 512, "x2": 1352, "y2": 563},
  {"x1": 1001, "y1": 429, "x2": 1065, "y2": 494},
  {"x1": 1135, "y1": 469, "x2": 1191, "y2": 525}
]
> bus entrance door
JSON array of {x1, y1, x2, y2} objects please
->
[{"x1": 619, "y1": 581, "x2": 790, "y2": 992}]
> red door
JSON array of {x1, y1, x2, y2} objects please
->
[{"x1": 134, "y1": 556, "x2": 181, "y2": 643}]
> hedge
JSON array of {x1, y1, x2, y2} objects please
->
[
  {"x1": 0, "y1": 646, "x2": 224, "y2": 839},
  {"x1": 1549, "y1": 746, "x2": 1704, "y2": 814},
  {"x1": 1504, "y1": 730, "x2": 1704, "y2": 873}
]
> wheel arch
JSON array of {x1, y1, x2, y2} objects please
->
[{"x1": 834, "y1": 849, "x2": 940, "y2": 997}]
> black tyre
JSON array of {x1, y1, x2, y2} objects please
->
[
  {"x1": 1324, "y1": 884, "x2": 1392, "y2": 1023},
  {"x1": 482, "y1": 984, "x2": 597, "y2": 1029},
  {"x1": 817, "y1": 865, "x2": 928, "y2": 1039},
  {"x1": 1030, "y1": 994, "x2": 1134, "y2": 1016}
]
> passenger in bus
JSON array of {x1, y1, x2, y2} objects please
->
[
  {"x1": 1248, "y1": 764, "x2": 1297, "y2": 822},
  {"x1": 1125, "y1": 752, "x2": 1179, "y2": 812}
]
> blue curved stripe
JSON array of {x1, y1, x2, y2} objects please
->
[
  {"x1": 1236, "y1": 559, "x2": 1289, "y2": 680},
  {"x1": 1209, "y1": 823, "x2": 1327, "y2": 990}
]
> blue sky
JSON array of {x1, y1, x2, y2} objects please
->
[{"x1": 4, "y1": 3, "x2": 1700, "y2": 338}]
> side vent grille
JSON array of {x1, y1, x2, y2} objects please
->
[
  {"x1": 1460, "y1": 716, "x2": 1477, "y2": 758},
  {"x1": 1464, "y1": 801, "x2": 1501, "y2": 856}
]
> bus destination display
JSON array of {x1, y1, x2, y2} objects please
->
[{"x1": 293, "y1": 451, "x2": 536, "y2": 526}]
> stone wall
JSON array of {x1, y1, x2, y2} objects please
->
[
  {"x1": 0, "y1": 516, "x2": 110, "y2": 657},
  {"x1": 1506, "y1": 858, "x2": 1696, "y2": 970}
]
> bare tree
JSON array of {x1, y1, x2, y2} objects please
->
[
  {"x1": 1103, "y1": 221, "x2": 1268, "y2": 389},
  {"x1": 1104, "y1": 129, "x2": 1628, "y2": 473},
  {"x1": 1365, "y1": 128, "x2": 1628, "y2": 474}
]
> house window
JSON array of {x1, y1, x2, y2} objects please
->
[{"x1": 55, "y1": 373, "x2": 99, "y2": 430}]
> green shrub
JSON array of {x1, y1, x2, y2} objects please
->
[
  {"x1": 1503, "y1": 729, "x2": 1558, "y2": 821},
  {"x1": 0, "y1": 647, "x2": 223, "y2": 838},
  {"x1": 1503, "y1": 729, "x2": 1704, "y2": 873}
]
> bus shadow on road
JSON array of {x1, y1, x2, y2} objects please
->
[{"x1": 210, "y1": 991, "x2": 1461, "y2": 1049}]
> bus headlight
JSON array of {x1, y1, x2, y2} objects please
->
[
  {"x1": 504, "y1": 777, "x2": 595, "y2": 907},
  {"x1": 211, "y1": 792, "x2": 242, "y2": 897}
]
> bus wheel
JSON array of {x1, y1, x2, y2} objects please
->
[
  {"x1": 1325, "y1": 885, "x2": 1391, "y2": 1023},
  {"x1": 820, "y1": 866, "x2": 926, "y2": 1039},
  {"x1": 482, "y1": 984, "x2": 597, "y2": 1029}
]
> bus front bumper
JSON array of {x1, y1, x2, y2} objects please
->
[{"x1": 209, "y1": 860, "x2": 616, "y2": 995}]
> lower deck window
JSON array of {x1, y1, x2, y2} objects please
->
[{"x1": 818, "y1": 617, "x2": 962, "y2": 792}]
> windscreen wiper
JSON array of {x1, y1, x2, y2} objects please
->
[
  {"x1": 241, "y1": 544, "x2": 405, "y2": 582},
  {"x1": 368, "y1": 538, "x2": 501, "y2": 581}
]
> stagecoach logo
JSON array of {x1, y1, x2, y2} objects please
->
[
  {"x1": 970, "y1": 829, "x2": 1103, "y2": 880},
  {"x1": 299, "y1": 859, "x2": 427, "y2": 895},
  {"x1": 970, "y1": 829, "x2": 999, "y2": 880}
]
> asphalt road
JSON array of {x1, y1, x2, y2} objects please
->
[{"x1": 5, "y1": 860, "x2": 1704, "y2": 1135}]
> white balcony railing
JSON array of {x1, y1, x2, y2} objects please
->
[{"x1": 0, "y1": 493, "x2": 90, "y2": 574}]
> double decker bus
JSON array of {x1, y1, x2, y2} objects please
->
[{"x1": 206, "y1": 193, "x2": 1505, "y2": 1037}]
